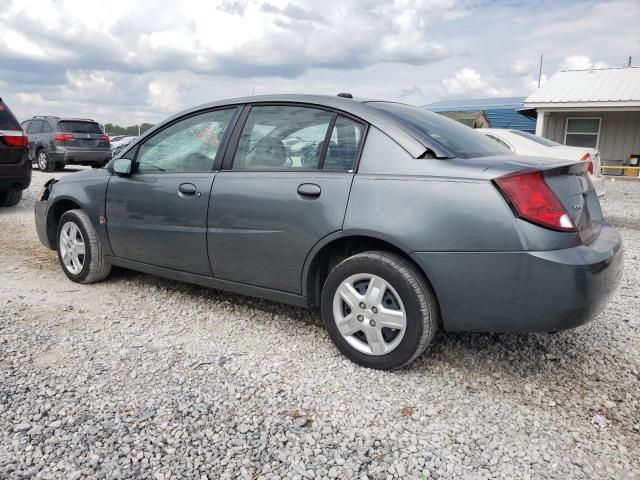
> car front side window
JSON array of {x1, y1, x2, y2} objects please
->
[{"x1": 135, "y1": 108, "x2": 237, "y2": 173}]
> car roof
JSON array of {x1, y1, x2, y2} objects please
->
[{"x1": 143, "y1": 94, "x2": 440, "y2": 158}]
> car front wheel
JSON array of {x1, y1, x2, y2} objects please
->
[
  {"x1": 56, "y1": 209, "x2": 111, "y2": 283},
  {"x1": 321, "y1": 251, "x2": 438, "y2": 370}
]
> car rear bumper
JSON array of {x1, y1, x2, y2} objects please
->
[
  {"x1": 411, "y1": 223, "x2": 623, "y2": 332},
  {"x1": 0, "y1": 156, "x2": 32, "y2": 191},
  {"x1": 50, "y1": 149, "x2": 111, "y2": 165}
]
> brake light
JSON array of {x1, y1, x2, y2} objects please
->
[
  {"x1": 100, "y1": 135, "x2": 110, "y2": 145},
  {"x1": 494, "y1": 170, "x2": 576, "y2": 232},
  {"x1": 0, "y1": 132, "x2": 28, "y2": 147},
  {"x1": 580, "y1": 153, "x2": 594, "y2": 174},
  {"x1": 53, "y1": 133, "x2": 74, "y2": 142}
]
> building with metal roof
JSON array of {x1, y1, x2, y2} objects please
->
[
  {"x1": 424, "y1": 97, "x2": 536, "y2": 132},
  {"x1": 524, "y1": 67, "x2": 640, "y2": 176}
]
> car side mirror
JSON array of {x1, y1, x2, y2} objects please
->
[{"x1": 113, "y1": 158, "x2": 132, "y2": 176}]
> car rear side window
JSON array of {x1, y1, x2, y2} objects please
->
[
  {"x1": 368, "y1": 102, "x2": 509, "y2": 158},
  {"x1": 0, "y1": 101, "x2": 21, "y2": 130},
  {"x1": 136, "y1": 108, "x2": 236, "y2": 173},
  {"x1": 233, "y1": 106, "x2": 334, "y2": 170},
  {"x1": 58, "y1": 121, "x2": 103, "y2": 134},
  {"x1": 28, "y1": 120, "x2": 44, "y2": 134},
  {"x1": 322, "y1": 115, "x2": 364, "y2": 171}
]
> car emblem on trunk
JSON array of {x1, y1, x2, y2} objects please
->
[{"x1": 573, "y1": 205, "x2": 581, "y2": 210}]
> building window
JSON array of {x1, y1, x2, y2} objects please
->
[{"x1": 564, "y1": 118, "x2": 600, "y2": 148}]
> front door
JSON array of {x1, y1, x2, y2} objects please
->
[
  {"x1": 105, "y1": 107, "x2": 238, "y2": 275},
  {"x1": 209, "y1": 105, "x2": 365, "y2": 294}
]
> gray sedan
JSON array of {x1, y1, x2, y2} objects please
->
[{"x1": 34, "y1": 94, "x2": 623, "y2": 369}]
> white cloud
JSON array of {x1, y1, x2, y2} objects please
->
[
  {"x1": 560, "y1": 55, "x2": 609, "y2": 70},
  {"x1": 438, "y1": 68, "x2": 511, "y2": 98}
]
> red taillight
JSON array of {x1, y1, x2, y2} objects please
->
[
  {"x1": 494, "y1": 170, "x2": 576, "y2": 232},
  {"x1": 580, "y1": 153, "x2": 594, "y2": 174},
  {"x1": 100, "y1": 135, "x2": 110, "y2": 145},
  {"x1": 0, "y1": 133, "x2": 28, "y2": 147},
  {"x1": 53, "y1": 133, "x2": 74, "y2": 142}
]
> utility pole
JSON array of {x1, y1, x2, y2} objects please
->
[{"x1": 538, "y1": 53, "x2": 544, "y2": 88}]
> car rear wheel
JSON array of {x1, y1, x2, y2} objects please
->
[
  {"x1": 56, "y1": 209, "x2": 111, "y2": 283},
  {"x1": 37, "y1": 150, "x2": 55, "y2": 172},
  {"x1": 0, "y1": 190, "x2": 22, "y2": 207},
  {"x1": 321, "y1": 251, "x2": 438, "y2": 370}
]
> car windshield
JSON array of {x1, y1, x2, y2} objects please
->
[
  {"x1": 58, "y1": 121, "x2": 103, "y2": 134},
  {"x1": 368, "y1": 102, "x2": 509, "y2": 158},
  {"x1": 509, "y1": 130, "x2": 562, "y2": 147}
]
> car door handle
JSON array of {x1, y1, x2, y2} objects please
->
[
  {"x1": 297, "y1": 183, "x2": 321, "y2": 197},
  {"x1": 178, "y1": 183, "x2": 197, "y2": 196}
]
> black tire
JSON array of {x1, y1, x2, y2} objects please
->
[
  {"x1": 56, "y1": 209, "x2": 112, "y2": 284},
  {"x1": 36, "y1": 149, "x2": 55, "y2": 172},
  {"x1": 321, "y1": 251, "x2": 438, "y2": 370},
  {"x1": 0, "y1": 190, "x2": 23, "y2": 207}
]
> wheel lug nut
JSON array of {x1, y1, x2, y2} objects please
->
[
  {"x1": 372, "y1": 307, "x2": 378, "y2": 314},
  {"x1": 369, "y1": 320, "x2": 376, "y2": 327},
  {"x1": 357, "y1": 315, "x2": 364, "y2": 322},
  {"x1": 359, "y1": 302, "x2": 366, "y2": 309}
]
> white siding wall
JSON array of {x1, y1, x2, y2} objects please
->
[{"x1": 543, "y1": 111, "x2": 640, "y2": 165}]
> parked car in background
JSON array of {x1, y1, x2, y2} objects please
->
[
  {"x1": 35, "y1": 95, "x2": 622, "y2": 369},
  {"x1": 21, "y1": 116, "x2": 111, "y2": 171},
  {"x1": 108, "y1": 134, "x2": 126, "y2": 143},
  {"x1": 478, "y1": 128, "x2": 604, "y2": 195},
  {"x1": 0, "y1": 97, "x2": 30, "y2": 207},
  {"x1": 110, "y1": 135, "x2": 138, "y2": 157}
]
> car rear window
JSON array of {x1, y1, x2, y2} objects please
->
[
  {"x1": 367, "y1": 102, "x2": 509, "y2": 158},
  {"x1": 58, "y1": 121, "x2": 103, "y2": 134},
  {"x1": 0, "y1": 101, "x2": 21, "y2": 130},
  {"x1": 509, "y1": 130, "x2": 562, "y2": 147}
]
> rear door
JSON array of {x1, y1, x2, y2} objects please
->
[
  {"x1": 106, "y1": 107, "x2": 239, "y2": 275},
  {"x1": 26, "y1": 120, "x2": 44, "y2": 158},
  {"x1": 208, "y1": 104, "x2": 365, "y2": 294}
]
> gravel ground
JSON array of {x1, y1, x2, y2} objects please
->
[{"x1": 1, "y1": 169, "x2": 639, "y2": 480}]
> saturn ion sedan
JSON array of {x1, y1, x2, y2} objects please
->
[{"x1": 35, "y1": 94, "x2": 623, "y2": 370}]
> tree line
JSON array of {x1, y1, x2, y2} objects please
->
[{"x1": 104, "y1": 123, "x2": 154, "y2": 136}]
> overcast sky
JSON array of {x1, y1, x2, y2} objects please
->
[{"x1": 1, "y1": 0, "x2": 638, "y2": 125}]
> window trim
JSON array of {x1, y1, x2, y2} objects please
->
[
  {"x1": 221, "y1": 101, "x2": 368, "y2": 173},
  {"x1": 129, "y1": 105, "x2": 242, "y2": 175},
  {"x1": 564, "y1": 117, "x2": 601, "y2": 148}
]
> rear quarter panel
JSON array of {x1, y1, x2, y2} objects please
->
[{"x1": 346, "y1": 127, "x2": 523, "y2": 252}]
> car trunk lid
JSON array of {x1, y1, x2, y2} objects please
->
[{"x1": 487, "y1": 155, "x2": 601, "y2": 242}]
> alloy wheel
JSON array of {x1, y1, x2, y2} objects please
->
[
  {"x1": 37, "y1": 151, "x2": 48, "y2": 170},
  {"x1": 59, "y1": 221, "x2": 86, "y2": 275},
  {"x1": 332, "y1": 273, "x2": 407, "y2": 356}
]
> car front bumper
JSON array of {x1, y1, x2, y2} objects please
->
[{"x1": 411, "y1": 223, "x2": 623, "y2": 332}]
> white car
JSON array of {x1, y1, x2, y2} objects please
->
[
  {"x1": 477, "y1": 128, "x2": 604, "y2": 196},
  {"x1": 110, "y1": 135, "x2": 138, "y2": 156}
]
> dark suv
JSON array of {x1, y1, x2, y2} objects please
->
[
  {"x1": 0, "y1": 98, "x2": 30, "y2": 207},
  {"x1": 21, "y1": 116, "x2": 111, "y2": 171}
]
